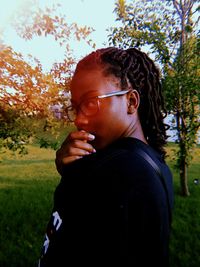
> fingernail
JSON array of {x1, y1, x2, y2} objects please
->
[{"x1": 88, "y1": 134, "x2": 95, "y2": 140}]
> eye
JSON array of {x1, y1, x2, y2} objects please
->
[
  {"x1": 82, "y1": 98, "x2": 98, "y2": 111},
  {"x1": 80, "y1": 97, "x2": 99, "y2": 116}
]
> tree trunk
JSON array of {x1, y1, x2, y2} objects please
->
[
  {"x1": 179, "y1": 139, "x2": 190, "y2": 196},
  {"x1": 180, "y1": 158, "x2": 190, "y2": 196},
  {"x1": 173, "y1": 1, "x2": 194, "y2": 197}
]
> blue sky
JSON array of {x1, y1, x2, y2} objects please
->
[{"x1": 0, "y1": 0, "x2": 117, "y2": 70}]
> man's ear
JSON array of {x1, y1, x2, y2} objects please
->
[{"x1": 127, "y1": 90, "x2": 140, "y2": 114}]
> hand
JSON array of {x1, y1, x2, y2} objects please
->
[{"x1": 55, "y1": 130, "x2": 96, "y2": 175}]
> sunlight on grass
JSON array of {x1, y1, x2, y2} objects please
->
[{"x1": 0, "y1": 145, "x2": 56, "y2": 161}]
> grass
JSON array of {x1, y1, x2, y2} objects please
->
[
  {"x1": 0, "y1": 141, "x2": 200, "y2": 267},
  {"x1": 0, "y1": 146, "x2": 60, "y2": 267},
  {"x1": 166, "y1": 143, "x2": 200, "y2": 267}
]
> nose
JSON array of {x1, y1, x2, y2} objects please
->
[{"x1": 74, "y1": 111, "x2": 89, "y2": 128}]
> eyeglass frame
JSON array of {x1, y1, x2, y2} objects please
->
[{"x1": 66, "y1": 89, "x2": 132, "y2": 122}]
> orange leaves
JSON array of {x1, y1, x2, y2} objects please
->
[
  {"x1": 0, "y1": 46, "x2": 60, "y2": 117},
  {"x1": 1, "y1": 2, "x2": 95, "y2": 120},
  {"x1": 0, "y1": 2, "x2": 97, "y2": 152}
]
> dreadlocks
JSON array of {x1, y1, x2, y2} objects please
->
[{"x1": 75, "y1": 47, "x2": 169, "y2": 157}]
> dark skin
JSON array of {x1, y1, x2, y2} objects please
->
[{"x1": 56, "y1": 67, "x2": 146, "y2": 175}]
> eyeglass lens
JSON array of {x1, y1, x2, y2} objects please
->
[{"x1": 67, "y1": 98, "x2": 99, "y2": 121}]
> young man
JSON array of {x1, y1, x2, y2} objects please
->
[{"x1": 38, "y1": 47, "x2": 173, "y2": 267}]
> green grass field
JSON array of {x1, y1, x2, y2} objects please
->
[
  {"x1": 0, "y1": 142, "x2": 200, "y2": 267},
  {"x1": 0, "y1": 146, "x2": 60, "y2": 267}
]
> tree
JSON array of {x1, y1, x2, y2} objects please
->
[
  {"x1": 0, "y1": 2, "x2": 94, "y2": 153},
  {"x1": 108, "y1": 0, "x2": 200, "y2": 196},
  {"x1": 0, "y1": 44, "x2": 66, "y2": 153}
]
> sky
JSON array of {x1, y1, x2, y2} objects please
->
[{"x1": 0, "y1": 0, "x2": 117, "y2": 71}]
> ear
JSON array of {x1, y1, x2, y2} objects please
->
[{"x1": 127, "y1": 90, "x2": 140, "y2": 114}]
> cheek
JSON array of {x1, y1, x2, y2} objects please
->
[
  {"x1": 96, "y1": 102, "x2": 127, "y2": 132},
  {"x1": 89, "y1": 101, "x2": 128, "y2": 148},
  {"x1": 88, "y1": 116, "x2": 113, "y2": 149},
  {"x1": 92, "y1": 114, "x2": 126, "y2": 148}
]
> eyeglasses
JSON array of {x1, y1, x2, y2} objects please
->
[{"x1": 66, "y1": 89, "x2": 130, "y2": 122}]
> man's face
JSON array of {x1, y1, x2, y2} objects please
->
[{"x1": 70, "y1": 68, "x2": 133, "y2": 149}]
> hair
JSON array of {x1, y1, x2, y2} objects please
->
[{"x1": 74, "y1": 47, "x2": 169, "y2": 157}]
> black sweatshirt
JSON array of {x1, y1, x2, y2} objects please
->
[{"x1": 38, "y1": 137, "x2": 173, "y2": 267}]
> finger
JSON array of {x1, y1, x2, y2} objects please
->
[
  {"x1": 70, "y1": 139, "x2": 96, "y2": 153},
  {"x1": 56, "y1": 142, "x2": 95, "y2": 164},
  {"x1": 69, "y1": 130, "x2": 95, "y2": 142},
  {"x1": 62, "y1": 155, "x2": 83, "y2": 165}
]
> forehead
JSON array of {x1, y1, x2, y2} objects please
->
[{"x1": 70, "y1": 68, "x2": 120, "y2": 101}]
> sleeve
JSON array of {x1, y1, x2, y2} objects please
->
[
  {"x1": 38, "y1": 157, "x2": 95, "y2": 266},
  {"x1": 38, "y1": 182, "x2": 66, "y2": 267}
]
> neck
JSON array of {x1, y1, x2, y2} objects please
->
[{"x1": 124, "y1": 117, "x2": 148, "y2": 145}]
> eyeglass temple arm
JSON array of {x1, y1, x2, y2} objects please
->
[{"x1": 97, "y1": 89, "x2": 130, "y2": 99}]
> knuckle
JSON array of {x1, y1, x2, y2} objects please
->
[
  {"x1": 68, "y1": 132, "x2": 74, "y2": 138},
  {"x1": 68, "y1": 146, "x2": 75, "y2": 155},
  {"x1": 73, "y1": 139, "x2": 80, "y2": 147}
]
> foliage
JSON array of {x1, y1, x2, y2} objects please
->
[
  {"x1": 163, "y1": 37, "x2": 200, "y2": 155},
  {"x1": 0, "y1": 45, "x2": 67, "y2": 152},
  {"x1": 0, "y1": 2, "x2": 94, "y2": 153},
  {"x1": 0, "y1": 46, "x2": 61, "y2": 114},
  {"x1": 0, "y1": 106, "x2": 31, "y2": 155},
  {"x1": 13, "y1": 2, "x2": 95, "y2": 52},
  {"x1": 109, "y1": 0, "x2": 199, "y2": 66},
  {"x1": 109, "y1": 0, "x2": 200, "y2": 195}
]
